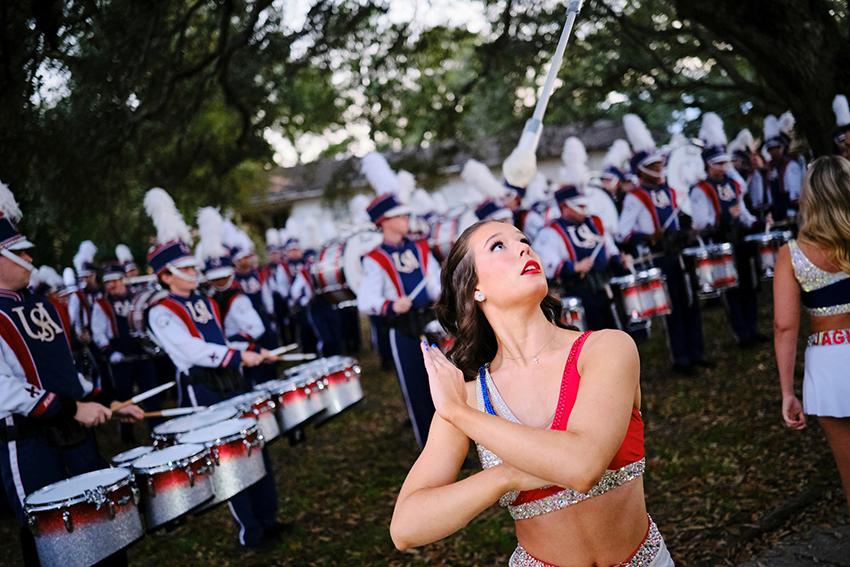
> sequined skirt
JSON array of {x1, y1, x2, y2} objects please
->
[
  {"x1": 508, "y1": 515, "x2": 673, "y2": 567},
  {"x1": 803, "y1": 330, "x2": 850, "y2": 417}
]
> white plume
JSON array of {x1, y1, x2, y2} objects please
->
[
  {"x1": 284, "y1": 216, "x2": 302, "y2": 237},
  {"x1": 524, "y1": 172, "x2": 551, "y2": 207},
  {"x1": 396, "y1": 170, "x2": 416, "y2": 204},
  {"x1": 115, "y1": 244, "x2": 134, "y2": 264},
  {"x1": 461, "y1": 159, "x2": 505, "y2": 199},
  {"x1": 318, "y1": 211, "x2": 338, "y2": 243},
  {"x1": 779, "y1": 111, "x2": 795, "y2": 135},
  {"x1": 623, "y1": 114, "x2": 656, "y2": 153},
  {"x1": 62, "y1": 267, "x2": 77, "y2": 288},
  {"x1": 699, "y1": 112, "x2": 727, "y2": 147},
  {"x1": 361, "y1": 152, "x2": 398, "y2": 196},
  {"x1": 729, "y1": 129, "x2": 756, "y2": 154},
  {"x1": 348, "y1": 194, "x2": 372, "y2": 226},
  {"x1": 73, "y1": 240, "x2": 97, "y2": 273},
  {"x1": 196, "y1": 207, "x2": 227, "y2": 260},
  {"x1": 763, "y1": 115, "x2": 780, "y2": 141},
  {"x1": 265, "y1": 228, "x2": 281, "y2": 248},
  {"x1": 410, "y1": 189, "x2": 437, "y2": 216},
  {"x1": 559, "y1": 137, "x2": 589, "y2": 187},
  {"x1": 0, "y1": 181, "x2": 22, "y2": 223},
  {"x1": 37, "y1": 266, "x2": 63, "y2": 291},
  {"x1": 431, "y1": 192, "x2": 449, "y2": 214},
  {"x1": 221, "y1": 219, "x2": 253, "y2": 255},
  {"x1": 299, "y1": 216, "x2": 322, "y2": 250},
  {"x1": 834, "y1": 95, "x2": 850, "y2": 127},
  {"x1": 144, "y1": 187, "x2": 191, "y2": 244},
  {"x1": 602, "y1": 139, "x2": 631, "y2": 169}
]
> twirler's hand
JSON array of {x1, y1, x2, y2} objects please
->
[
  {"x1": 781, "y1": 394, "x2": 807, "y2": 430},
  {"x1": 420, "y1": 341, "x2": 467, "y2": 421}
]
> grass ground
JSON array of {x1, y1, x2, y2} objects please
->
[{"x1": 0, "y1": 290, "x2": 844, "y2": 566}]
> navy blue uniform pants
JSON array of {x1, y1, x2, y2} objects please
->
[
  {"x1": 307, "y1": 300, "x2": 343, "y2": 357},
  {"x1": 111, "y1": 357, "x2": 162, "y2": 437},
  {"x1": 182, "y1": 381, "x2": 279, "y2": 547},
  {"x1": 370, "y1": 316, "x2": 393, "y2": 369},
  {"x1": 339, "y1": 305, "x2": 362, "y2": 355},
  {"x1": 389, "y1": 328, "x2": 436, "y2": 448},
  {"x1": 658, "y1": 255, "x2": 705, "y2": 366}
]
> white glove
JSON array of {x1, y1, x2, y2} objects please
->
[{"x1": 109, "y1": 351, "x2": 125, "y2": 364}]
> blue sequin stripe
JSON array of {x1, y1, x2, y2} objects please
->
[{"x1": 479, "y1": 365, "x2": 497, "y2": 416}]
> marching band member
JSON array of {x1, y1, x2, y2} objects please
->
[
  {"x1": 728, "y1": 129, "x2": 769, "y2": 221},
  {"x1": 263, "y1": 229, "x2": 294, "y2": 345},
  {"x1": 618, "y1": 114, "x2": 706, "y2": 374},
  {"x1": 289, "y1": 252, "x2": 345, "y2": 358},
  {"x1": 358, "y1": 152, "x2": 441, "y2": 447},
  {"x1": 281, "y1": 228, "x2": 319, "y2": 354},
  {"x1": 534, "y1": 180, "x2": 626, "y2": 330},
  {"x1": 764, "y1": 114, "x2": 803, "y2": 223},
  {"x1": 91, "y1": 262, "x2": 162, "y2": 441},
  {"x1": 597, "y1": 139, "x2": 633, "y2": 214},
  {"x1": 224, "y1": 221, "x2": 280, "y2": 384},
  {"x1": 142, "y1": 189, "x2": 281, "y2": 549},
  {"x1": 833, "y1": 95, "x2": 850, "y2": 160},
  {"x1": 68, "y1": 240, "x2": 98, "y2": 343},
  {"x1": 774, "y1": 156, "x2": 850, "y2": 514},
  {"x1": 690, "y1": 113, "x2": 762, "y2": 347},
  {"x1": 391, "y1": 220, "x2": 673, "y2": 566},
  {"x1": 0, "y1": 183, "x2": 142, "y2": 566}
]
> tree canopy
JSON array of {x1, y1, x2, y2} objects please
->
[{"x1": 1, "y1": 0, "x2": 847, "y2": 265}]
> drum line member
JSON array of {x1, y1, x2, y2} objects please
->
[
  {"x1": 503, "y1": 180, "x2": 545, "y2": 241},
  {"x1": 0, "y1": 182, "x2": 143, "y2": 567},
  {"x1": 618, "y1": 114, "x2": 706, "y2": 374},
  {"x1": 228, "y1": 226, "x2": 280, "y2": 385},
  {"x1": 534, "y1": 185, "x2": 627, "y2": 331},
  {"x1": 263, "y1": 229, "x2": 294, "y2": 346},
  {"x1": 289, "y1": 255, "x2": 345, "y2": 357},
  {"x1": 598, "y1": 139, "x2": 633, "y2": 214},
  {"x1": 774, "y1": 156, "x2": 850, "y2": 514},
  {"x1": 764, "y1": 114, "x2": 803, "y2": 224},
  {"x1": 91, "y1": 262, "x2": 162, "y2": 442},
  {"x1": 391, "y1": 220, "x2": 673, "y2": 566},
  {"x1": 690, "y1": 113, "x2": 761, "y2": 347},
  {"x1": 729, "y1": 129, "x2": 769, "y2": 223},
  {"x1": 358, "y1": 192, "x2": 441, "y2": 448},
  {"x1": 142, "y1": 188, "x2": 281, "y2": 549},
  {"x1": 282, "y1": 233, "x2": 319, "y2": 354}
]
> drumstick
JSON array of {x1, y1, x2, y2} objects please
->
[
  {"x1": 112, "y1": 381, "x2": 175, "y2": 411},
  {"x1": 280, "y1": 353, "x2": 317, "y2": 362},
  {"x1": 143, "y1": 406, "x2": 206, "y2": 418},
  {"x1": 268, "y1": 343, "x2": 299, "y2": 357},
  {"x1": 407, "y1": 278, "x2": 429, "y2": 301}
]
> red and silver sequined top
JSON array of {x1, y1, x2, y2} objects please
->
[{"x1": 475, "y1": 331, "x2": 646, "y2": 521}]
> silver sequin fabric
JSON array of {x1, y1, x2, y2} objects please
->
[
  {"x1": 508, "y1": 515, "x2": 664, "y2": 567},
  {"x1": 474, "y1": 370, "x2": 645, "y2": 519},
  {"x1": 789, "y1": 240, "x2": 850, "y2": 316}
]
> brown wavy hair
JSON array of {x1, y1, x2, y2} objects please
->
[
  {"x1": 799, "y1": 156, "x2": 850, "y2": 275},
  {"x1": 435, "y1": 220, "x2": 568, "y2": 380}
]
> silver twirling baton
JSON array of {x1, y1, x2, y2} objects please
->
[
  {"x1": 503, "y1": 0, "x2": 584, "y2": 187},
  {"x1": 113, "y1": 381, "x2": 175, "y2": 411}
]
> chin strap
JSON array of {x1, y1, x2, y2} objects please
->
[
  {"x1": 638, "y1": 165, "x2": 665, "y2": 183},
  {"x1": 167, "y1": 264, "x2": 198, "y2": 283},
  {"x1": 212, "y1": 275, "x2": 234, "y2": 292},
  {"x1": 0, "y1": 248, "x2": 35, "y2": 273}
]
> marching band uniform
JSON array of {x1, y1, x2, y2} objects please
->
[
  {"x1": 233, "y1": 260, "x2": 279, "y2": 385},
  {"x1": 358, "y1": 194, "x2": 441, "y2": 447},
  {"x1": 283, "y1": 240, "x2": 319, "y2": 354},
  {"x1": 763, "y1": 117, "x2": 802, "y2": 223},
  {"x1": 91, "y1": 263, "x2": 161, "y2": 439},
  {"x1": 0, "y1": 190, "x2": 131, "y2": 566},
  {"x1": 690, "y1": 144, "x2": 761, "y2": 347},
  {"x1": 504, "y1": 182, "x2": 545, "y2": 240},
  {"x1": 290, "y1": 263, "x2": 345, "y2": 357},
  {"x1": 144, "y1": 194, "x2": 280, "y2": 549},
  {"x1": 618, "y1": 152, "x2": 705, "y2": 372},
  {"x1": 534, "y1": 186, "x2": 623, "y2": 330}
]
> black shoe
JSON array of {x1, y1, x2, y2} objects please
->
[
  {"x1": 694, "y1": 359, "x2": 715, "y2": 369},
  {"x1": 672, "y1": 363, "x2": 696, "y2": 376},
  {"x1": 241, "y1": 535, "x2": 274, "y2": 551},
  {"x1": 266, "y1": 521, "x2": 294, "y2": 540}
]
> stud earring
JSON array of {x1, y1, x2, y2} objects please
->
[{"x1": 474, "y1": 290, "x2": 486, "y2": 302}]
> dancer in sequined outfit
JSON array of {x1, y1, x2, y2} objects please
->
[
  {"x1": 774, "y1": 156, "x2": 850, "y2": 514},
  {"x1": 391, "y1": 220, "x2": 673, "y2": 566}
]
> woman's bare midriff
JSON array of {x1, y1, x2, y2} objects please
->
[
  {"x1": 809, "y1": 312, "x2": 850, "y2": 333},
  {"x1": 515, "y1": 478, "x2": 648, "y2": 566}
]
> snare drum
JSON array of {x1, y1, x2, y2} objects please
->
[
  {"x1": 311, "y1": 230, "x2": 383, "y2": 305},
  {"x1": 610, "y1": 274, "x2": 643, "y2": 324},
  {"x1": 429, "y1": 216, "x2": 462, "y2": 262},
  {"x1": 637, "y1": 268, "x2": 672, "y2": 317},
  {"x1": 176, "y1": 418, "x2": 266, "y2": 506},
  {"x1": 682, "y1": 244, "x2": 738, "y2": 299},
  {"x1": 744, "y1": 230, "x2": 792, "y2": 279},
  {"x1": 560, "y1": 297, "x2": 586, "y2": 331},
  {"x1": 316, "y1": 356, "x2": 363, "y2": 422},
  {"x1": 111, "y1": 446, "x2": 154, "y2": 468},
  {"x1": 151, "y1": 406, "x2": 240, "y2": 448},
  {"x1": 130, "y1": 443, "x2": 214, "y2": 529},
  {"x1": 25, "y1": 468, "x2": 143, "y2": 567},
  {"x1": 257, "y1": 377, "x2": 326, "y2": 432},
  {"x1": 210, "y1": 391, "x2": 280, "y2": 443}
]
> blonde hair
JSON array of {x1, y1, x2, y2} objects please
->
[{"x1": 798, "y1": 156, "x2": 850, "y2": 275}]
